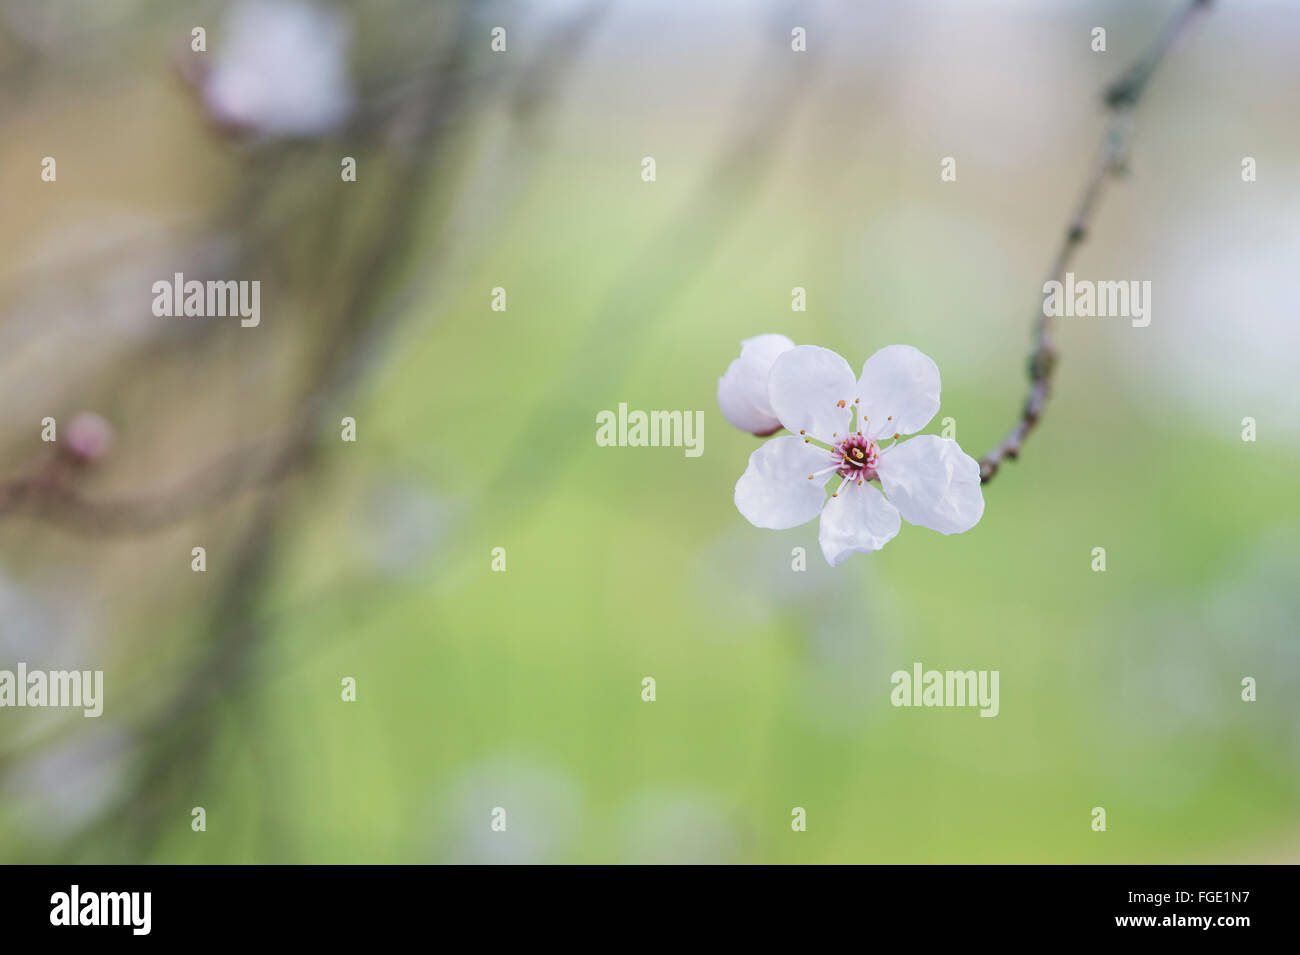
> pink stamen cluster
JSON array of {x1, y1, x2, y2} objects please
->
[
  {"x1": 834, "y1": 433, "x2": 879, "y2": 482},
  {"x1": 803, "y1": 400, "x2": 891, "y2": 494}
]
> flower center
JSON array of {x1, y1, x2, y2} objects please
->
[
  {"x1": 834, "y1": 433, "x2": 879, "y2": 482},
  {"x1": 800, "y1": 399, "x2": 899, "y2": 493}
]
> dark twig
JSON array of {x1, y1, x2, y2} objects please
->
[{"x1": 978, "y1": 0, "x2": 1212, "y2": 483}]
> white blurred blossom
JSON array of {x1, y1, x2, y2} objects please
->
[
  {"x1": 430, "y1": 757, "x2": 581, "y2": 864},
  {"x1": 202, "y1": 0, "x2": 354, "y2": 138},
  {"x1": 4, "y1": 726, "x2": 133, "y2": 837},
  {"x1": 356, "y1": 482, "x2": 450, "y2": 578}
]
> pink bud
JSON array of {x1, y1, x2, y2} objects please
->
[{"x1": 65, "y1": 413, "x2": 113, "y2": 462}]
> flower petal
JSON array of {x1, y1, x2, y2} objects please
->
[
  {"x1": 817, "y1": 479, "x2": 901, "y2": 565},
  {"x1": 203, "y1": 0, "x2": 354, "y2": 138},
  {"x1": 876, "y1": 435, "x2": 984, "y2": 534},
  {"x1": 856, "y1": 345, "x2": 941, "y2": 438},
  {"x1": 739, "y1": 333, "x2": 796, "y2": 369},
  {"x1": 734, "y1": 435, "x2": 833, "y2": 530},
  {"x1": 717, "y1": 364, "x2": 779, "y2": 435},
  {"x1": 717, "y1": 334, "x2": 795, "y2": 435},
  {"x1": 767, "y1": 345, "x2": 856, "y2": 440}
]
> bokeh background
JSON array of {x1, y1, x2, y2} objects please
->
[{"x1": 1, "y1": 0, "x2": 1297, "y2": 863}]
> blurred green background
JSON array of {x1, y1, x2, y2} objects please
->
[{"x1": 0, "y1": 0, "x2": 1297, "y2": 863}]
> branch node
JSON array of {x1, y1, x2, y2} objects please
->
[{"x1": 1028, "y1": 348, "x2": 1058, "y2": 382}]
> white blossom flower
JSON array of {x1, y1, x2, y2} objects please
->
[
  {"x1": 716, "y1": 334, "x2": 795, "y2": 435},
  {"x1": 734, "y1": 344, "x2": 984, "y2": 565},
  {"x1": 202, "y1": 0, "x2": 354, "y2": 138}
]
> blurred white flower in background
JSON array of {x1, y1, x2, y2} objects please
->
[
  {"x1": 3, "y1": 725, "x2": 134, "y2": 839},
  {"x1": 429, "y1": 757, "x2": 582, "y2": 864},
  {"x1": 0, "y1": 569, "x2": 98, "y2": 669},
  {"x1": 355, "y1": 481, "x2": 452, "y2": 579},
  {"x1": 201, "y1": 0, "x2": 354, "y2": 138},
  {"x1": 0, "y1": 569, "x2": 106, "y2": 753}
]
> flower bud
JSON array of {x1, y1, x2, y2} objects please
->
[
  {"x1": 65, "y1": 412, "x2": 113, "y2": 463},
  {"x1": 717, "y1": 334, "x2": 795, "y2": 435}
]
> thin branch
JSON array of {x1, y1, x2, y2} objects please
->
[
  {"x1": 978, "y1": 0, "x2": 1212, "y2": 484},
  {"x1": 0, "y1": 433, "x2": 308, "y2": 535}
]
